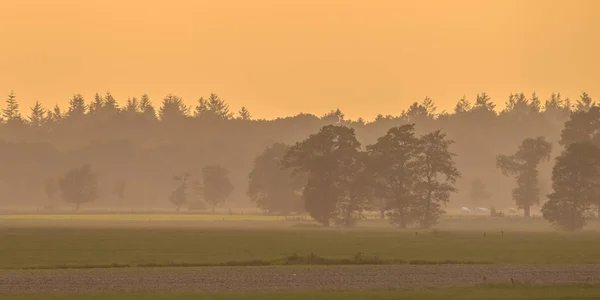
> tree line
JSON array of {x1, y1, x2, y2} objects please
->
[
  {"x1": 248, "y1": 103, "x2": 600, "y2": 230},
  {"x1": 0, "y1": 90, "x2": 595, "y2": 226}
]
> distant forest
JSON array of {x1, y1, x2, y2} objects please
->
[{"x1": 0, "y1": 91, "x2": 592, "y2": 211}]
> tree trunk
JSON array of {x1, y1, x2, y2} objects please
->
[
  {"x1": 176, "y1": 205, "x2": 180, "y2": 212},
  {"x1": 524, "y1": 205, "x2": 531, "y2": 217},
  {"x1": 75, "y1": 203, "x2": 80, "y2": 212},
  {"x1": 322, "y1": 218, "x2": 330, "y2": 227},
  {"x1": 380, "y1": 209, "x2": 385, "y2": 220},
  {"x1": 212, "y1": 206, "x2": 215, "y2": 213}
]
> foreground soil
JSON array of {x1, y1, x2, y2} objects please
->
[{"x1": 2, "y1": 265, "x2": 600, "y2": 294}]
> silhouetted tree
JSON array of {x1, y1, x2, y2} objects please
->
[
  {"x1": 559, "y1": 106, "x2": 600, "y2": 148},
  {"x1": 58, "y1": 164, "x2": 98, "y2": 211},
  {"x1": 2, "y1": 91, "x2": 21, "y2": 122},
  {"x1": 139, "y1": 94, "x2": 157, "y2": 120},
  {"x1": 333, "y1": 151, "x2": 372, "y2": 227},
  {"x1": 247, "y1": 143, "x2": 305, "y2": 215},
  {"x1": 367, "y1": 124, "x2": 419, "y2": 228},
  {"x1": 123, "y1": 97, "x2": 140, "y2": 115},
  {"x1": 454, "y1": 95, "x2": 472, "y2": 114},
  {"x1": 103, "y1": 91, "x2": 119, "y2": 114},
  {"x1": 542, "y1": 142, "x2": 600, "y2": 231},
  {"x1": 282, "y1": 125, "x2": 362, "y2": 227},
  {"x1": 201, "y1": 165, "x2": 234, "y2": 212},
  {"x1": 497, "y1": 136, "x2": 552, "y2": 217},
  {"x1": 575, "y1": 92, "x2": 595, "y2": 112},
  {"x1": 88, "y1": 93, "x2": 104, "y2": 115},
  {"x1": 322, "y1": 109, "x2": 345, "y2": 123},
  {"x1": 28, "y1": 101, "x2": 46, "y2": 127},
  {"x1": 159, "y1": 94, "x2": 189, "y2": 121},
  {"x1": 238, "y1": 106, "x2": 251, "y2": 121},
  {"x1": 67, "y1": 94, "x2": 86, "y2": 118},
  {"x1": 412, "y1": 130, "x2": 460, "y2": 228}
]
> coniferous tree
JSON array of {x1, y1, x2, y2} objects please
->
[
  {"x1": 28, "y1": 101, "x2": 46, "y2": 127},
  {"x1": 139, "y1": 94, "x2": 157, "y2": 120},
  {"x1": 67, "y1": 94, "x2": 86, "y2": 118},
  {"x1": 238, "y1": 106, "x2": 252, "y2": 121},
  {"x1": 2, "y1": 91, "x2": 21, "y2": 122}
]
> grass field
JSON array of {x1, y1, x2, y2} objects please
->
[
  {"x1": 2, "y1": 225, "x2": 600, "y2": 269},
  {"x1": 3, "y1": 284, "x2": 600, "y2": 300}
]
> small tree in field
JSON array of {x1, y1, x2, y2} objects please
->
[
  {"x1": 542, "y1": 142, "x2": 600, "y2": 231},
  {"x1": 201, "y1": 165, "x2": 234, "y2": 212},
  {"x1": 58, "y1": 164, "x2": 98, "y2": 212},
  {"x1": 169, "y1": 173, "x2": 190, "y2": 212},
  {"x1": 496, "y1": 136, "x2": 552, "y2": 217}
]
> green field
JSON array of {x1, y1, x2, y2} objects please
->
[
  {"x1": 2, "y1": 225, "x2": 600, "y2": 269},
  {"x1": 3, "y1": 285, "x2": 600, "y2": 300}
]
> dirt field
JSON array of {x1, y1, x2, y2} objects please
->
[{"x1": 2, "y1": 265, "x2": 600, "y2": 294}]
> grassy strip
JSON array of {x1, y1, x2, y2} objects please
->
[
  {"x1": 3, "y1": 283, "x2": 600, "y2": 299},
  {"x1": 15, "y1": 253, "x2": 492, "y2": 270}
]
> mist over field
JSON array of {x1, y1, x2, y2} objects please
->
[
  {"x1": 0, "y1": 91, "x2": 570, "y2": 213},
  {"x1": 2, "y1": 1, "x2": 600, "y2": 298}
]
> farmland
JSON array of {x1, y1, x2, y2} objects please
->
[{"x1": 2, "y1": 213, "x2": 600, "y2": 297}]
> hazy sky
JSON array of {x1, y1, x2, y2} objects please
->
[{"x1": 0, "y1": 0, "x2": 598, "y2": 120}]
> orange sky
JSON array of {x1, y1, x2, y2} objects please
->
[{"x1": 0, "y1": 0, "x2": 598, "y2": 120}]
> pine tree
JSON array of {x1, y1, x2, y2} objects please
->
[
  {"x1": 474, "y1": 92, "x2": 496, "y2": 113},
  {"x1": 2, "y1": 91, "x2": 21, "y2": 122},
  {"x1": 238, "y1": 106, "x2": 251, "y2": 121},
  {"x1": 530, "y1": 92, "x2": 542, "y2": 113},
  {"x1": 454, "y1": 95, "x2": 472, "y2": 114},
  {"x1": 159, "y1": 94, "x2": 189, "y2": 121},
  {"x1": 89, "y1": 93, "x2": 104, "y2": 115},
  {"x1": 123, "y1": 97, "x2": 140, "y2": 114},
  {"x1": 67, "y1": 94, "x2": 86, "y2": 118},
  {"x1": 576, "y1": 92, "x2": 595, "y2": 112},
  {"x1": 139, "y1": 94, "x2": 157, "y2": 120},
  {"x1": 207, "y1": 93, "x2": 233, "y2": 120},
  {"x1": 103, "y1": 91, "x2": 119, "y2": 113},
  {"x1": 193, "y1": 97, "x2": 209, "y2": 117},
  {"x1": 28, "y1": 101, "x2": 46, "y2": 127}
]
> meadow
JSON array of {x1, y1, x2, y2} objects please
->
[
  {"x1": 2, "y1": 214, "x2": 600, "y2": 269},
  {"x1": 3, "y1": 213, "x2": 600, "y2": 297}
]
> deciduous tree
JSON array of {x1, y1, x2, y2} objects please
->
[
  {"x1": 58, "y1": 164, "x2": 98, "y2": 211},
  {"x1": 412, "y1": 130, "x2": 460, "y2": 228},
  {"x1": 496, "y1": 136, "x2": 552, "y2": 217},
  {"x1": 542, "y1": 142, "x2": 600, "y2": 231},
  {"x1": 282, "y1": 125, "x2": 362, "y2": 227},
  {"x1": 367, "y1": 124, "x2": 419, "y2": 228},
  {"x1": 201, "y1": 165, "x2": 234, "y2": 212},
  {"x1": 247, "y1": 143, "x2": 305, "y2": 215}
]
